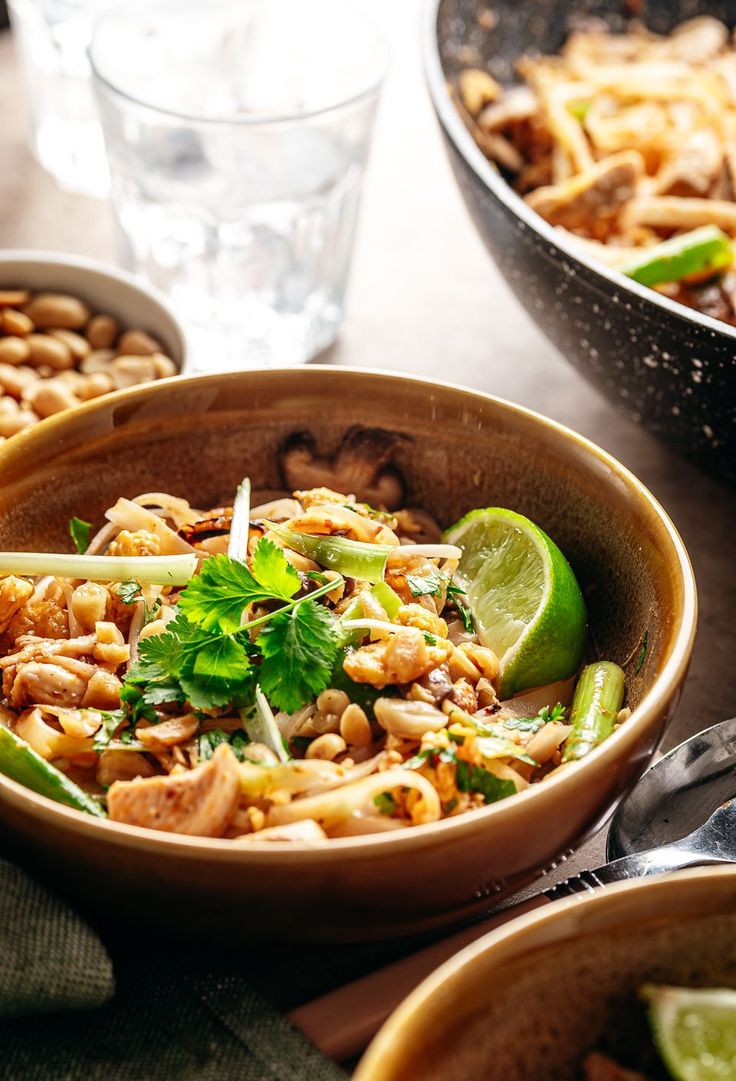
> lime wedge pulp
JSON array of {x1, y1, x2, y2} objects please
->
[
  {"x1": 644, "y1": 984, "x2": 736, "y2": 1081},
  {"x1": 442, "y1": 508, "x2": 586, "y2": 698}
]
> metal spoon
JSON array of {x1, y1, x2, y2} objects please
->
[{"x1": 292, "y1": 717, "x2": 736, "y2": 1059}]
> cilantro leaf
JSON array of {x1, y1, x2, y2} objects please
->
[
  {"x1": 178, "y1": 554, "x2": 272, "y2": 633},
  {"x1": 69, "y1": 517, "x2": 92, "y2": 554},
  {"x1": 456, "y1": 760, "x2": 516, "y2": 804},
  {"x1": 635, "y1": 630, "x2": 649, "y2": 674},
  {"x1": 93, "y1": 711, "x2": 126, "y2": 751},
  {"x1": 198, "y1": 728, "x2": 251, "y2": 763},
  {"x1": 405, "y1": 570, "x2": 445, "y2": 598},
  {"x1": 192, "y1": 634, "x2": 251, "y2": 680},
  {"x1": 178, "y1": 543, "x2": 300, "y2": 634},
  {"x1": 454, "y1": 597, "x2": 474, "y2": 633},
  {"x1": 251, "y1": 538, "x2": 301, "y2": 601},
  {"x1": 116, "y1": 579, "x2": 143, "y2": 605},
  {"x1": 127, "y1": 612, "x2": 195, "y2": 683},
  {"x1": 258, "y1": 599, "x2": 340, "y2": 713}
]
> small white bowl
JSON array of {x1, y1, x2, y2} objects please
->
[{"x1": 0, "y1": 250, "x2": 186, "y2": 370}]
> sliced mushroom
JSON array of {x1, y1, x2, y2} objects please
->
[{"x1": 279, "y1": 426, "x2": 407, "y2": 510}]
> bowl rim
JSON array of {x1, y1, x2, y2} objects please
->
[
  {"x1": 354, "y1": 864, "x2": 736, "y2": 1080},
  {"x1": 0, "y1": 366, "x2": 697, "y2": 862},
  {"x1": 421, "y1": 0, "x2": 736, "y2": 346},
  {"x1": 0, "y1": 248, "x2": 188, "y2": 367}
]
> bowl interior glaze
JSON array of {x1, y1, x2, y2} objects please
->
[{"x1": 356, "y1": 867, "x2": 736, "y2": 1081}]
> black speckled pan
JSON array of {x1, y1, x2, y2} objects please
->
[{"x1": 424, "y1": 0, "x2": 736, "y2": 481}]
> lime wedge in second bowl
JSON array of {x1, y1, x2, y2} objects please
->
[
  {"x1": 644, "y1": 984, "x2": 736, "y2": 1081},
  {"x1": 442, "y1": 507, "x2": 586, "y2": 698}
]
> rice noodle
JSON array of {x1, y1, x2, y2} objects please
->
[
  {"x1": 85, "y1": 521, "x2": 118, "y2": 556},
  {"x1": 265, "y1": 769, "x2": 442, "y2": 829},
  {"x1": 105, "y1": 498, "x2": 195, "y2": 555},
  {"x1": 132, "y1": 493, "x2": 201, "y2": 529}
]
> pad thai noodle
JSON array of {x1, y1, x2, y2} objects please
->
[
  {"x1": 0, "y1": 433, "x2": 628, "y2": 840},
  {"x1": 455, "y1": 16, "x2": 736, "y2": 326}
]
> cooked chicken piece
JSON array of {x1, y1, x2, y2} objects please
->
[
  {"x1": 280, "y1": 427, "x2": 406, "y2": 510},
  {"x1": 286, "y1": 503, "x2": 399, "y2": 546},
  {"x1": 526, "y1": 150, "x2": 644, "y2": 238},
  {"x1": 107, "y1": 528, "x2": 162, "y2": 558},
  {"x1": 107, "y1": 743, "x2": 240, "y2": 837},
  {"x1": 0, "y1": 632, "x2": 123, "y2": 709},
  {"x1": 0, "y1": 576, "x2": 34, "y2": 635},
  {"x1": 343, "y1": 627, "x2": 452, "y2": 689},
  {"x1": 3, "y1": 660, "x2": 89, "y2": 709}
]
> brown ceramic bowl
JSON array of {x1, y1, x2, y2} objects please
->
[
  {"x1": 355, "y1": 866, "x2": 736, "y2": 1080},
  {"x1": 0, "y1": 368, "x2": 696, "y2": 942}
]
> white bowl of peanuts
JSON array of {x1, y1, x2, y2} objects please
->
[{"x1": 0, "y1": 251, "x2": 186, "y2": 441}]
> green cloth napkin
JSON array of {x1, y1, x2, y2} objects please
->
[
  {"x1": 0, "y1": 857, "x2": 347, "y2": 1081},
  {"x1": 0, "y1": 857, "x2": 113, "y2": 1018}
]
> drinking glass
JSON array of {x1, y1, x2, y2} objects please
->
[
  {"x1": 89, "y1": 0, "x2": 387, "y2": 368},
  {"x1": 9, "y1": 0, "x2": 110, "y2": 197}
]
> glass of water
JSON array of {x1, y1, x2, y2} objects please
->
[
  {"x1": 9, "y1": 0, "x2": 110, "y2": 197},
  {"x1": 89, "y1": 0, "x2": 387, "y2": 369}
]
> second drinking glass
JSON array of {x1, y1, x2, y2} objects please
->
[{"x1": 89, "y1": 0, "x2": 387, "y2": 368}]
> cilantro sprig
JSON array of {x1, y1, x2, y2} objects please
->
[{"x1": 123, "y1": 539, "x2": 341, "y2": 716}]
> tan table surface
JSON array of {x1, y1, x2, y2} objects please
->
[{"x1": 0, "y1": 3, "x2": 735, "y2": 889}]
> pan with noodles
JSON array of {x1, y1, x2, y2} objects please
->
[
  {"x1": 455, "y1": 16, "x2": 736, "y2": 325},
  {"x1": 0, "y1": 429, "x2": 622, "y2": 842}
]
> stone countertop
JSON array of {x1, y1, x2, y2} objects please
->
[{"x1": 0, "y1": 3, "x2": 734, "y2": 884}]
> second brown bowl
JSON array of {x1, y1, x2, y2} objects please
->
[{"x1": 0, "y1": 368, "x2": 696, "y2": 942}]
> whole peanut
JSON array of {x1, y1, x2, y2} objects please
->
[
  {"x1": 27, "y1": 379, "x2": 79, "y2": 418},
  {"x1": 117, "y1": 328, "x2": 162, "y2": 355},
  {"x1": 0, "y1": 337, "x2": 31, "y2": 365},
  {"x1": 0, "y1": 290, "x2": 30, "y2": 307},
  {"x1": 85, "y1": 314, "x2": 119, "y2": 349},
  {"x1": 50, "y1": 329, "x2": 90, "y2": 360},
  {"x1": 80, "y1": 348, "x2": 115, "y2": 374},
  {"x1": 2, "y1": 309, "x2": 33, "y2": 336},
  {"x1": 22, "y1": 293, "x2": 91, "y2": 329},
  {"x1": 26, "y1": 333, "x2": 74, "y2": 371},
  {"x1": 0, "y1": 407, "x2": 38, "y2": 438},
  {"x1": 111, "y1": 355, "x2": 157, "y2": 388}
]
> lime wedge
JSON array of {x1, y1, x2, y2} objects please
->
[
  {"x1": 442, "y1": 508, "x2": 586, "y2": 698},
  {"x1": 644, "y1": 984, "x2": 736, "y2": 1081}
]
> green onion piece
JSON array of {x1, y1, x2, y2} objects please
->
[
  {"x1": 0, "y1": 552, "x2": 198, "y2": 585},
  {"x1": 617, "y1": 225, "x2": 733, "y2": 287},
  {"x1": 228, "y1": 478, "x2": 251, "y2": 564},
  {"x1": 562, "y1": 661, "x2": 626, "y2": 762},
  {"x1": 265, "y1": 524, "x2": 391, "y2": 584},
  {"x1": 370, "y1": 581, "x2": 402, "y2": 620},
  {"x1": 0, "y1": 726, "x2": 106, "y2": 817},
  {"x1": 240, "y1": 686, "x2": 290, "y2": 762}
]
